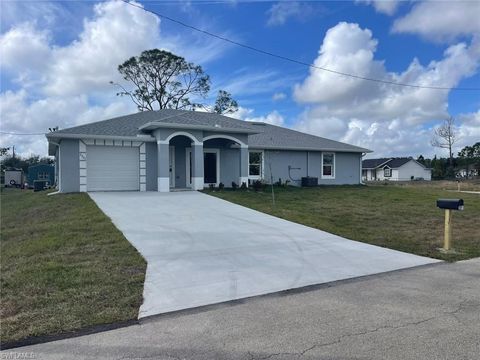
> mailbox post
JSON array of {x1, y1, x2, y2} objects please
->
[{"x1": 436, "y1": 199, "x2": 464, "y2": 251}]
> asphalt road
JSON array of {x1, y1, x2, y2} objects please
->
[{"x1": 5, "y1": 258, "x2": 480, "y2": 360}]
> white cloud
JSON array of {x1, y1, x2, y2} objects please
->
[
  {"x1": 293, "y1": 22, "x2": 480, "y2": 157},
  {"x1": 229, "y1": 106, "x2": 254, "y2": 120},
  {"x1": 45, "y1": 1, "x2": 160, "y2": 96},
  {"x1": 0, "y1": 1, "x2": 159, "y2": 156},
  {"x1": 266, "y1": 2, "x2": 313, "y2": 27},
  {"x1": 2, "y1": 0, "x2": 230, "y2": 97},
  {"x1": 245, "y1": 110, "x2": 285, "y2": 126},
  {"x1": 0, "y1": 90, "x2": 134, "y2": 156},
  {"x1": 456, "y1": 110, "x2": 480, "y2": 149},
  {"x1": 229, "y1": 106, "x2": 284, "y2": 126},
  {"x1": 272, "y1": 92, "x2": 286, "y2": 101},
  {"x1": 392, "y1": 1, "x2": 480, "y2": 42},
  {"x1": 0, "y1": 0, "x2": 233, "y2": 157},
  {"x1": 357, "y1": 0, "x2": 400, "y2": 16},
  {"x1": 214, "y1": 69, "x2": 299, "y2": 98},
  {"x1": 0, "y1": 23, "x2": 51, "y2": 87}
]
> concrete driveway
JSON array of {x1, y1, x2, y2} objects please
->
[{"x1": 89, "y1": 191, "x2": 439, "y2": 318}]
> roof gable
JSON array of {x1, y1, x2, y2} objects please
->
[{"x1": 363, "y1": 157, "x2": 422, "y2": 169}]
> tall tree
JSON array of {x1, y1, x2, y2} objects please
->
[
  {"x1": 111, "y1": 49, "x2": 210, "y2": 111},
  {"x1": 213, "y1": 90, "x2": 238, "y2": 115},
  {"x1": 458, "y1": 142, "x2": 480, "y2": 178},
  {"x1": 431, "y1": 116, "x2": 458, "y2": 167}
]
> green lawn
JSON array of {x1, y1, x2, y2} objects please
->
[
  {"x1": 206, "y1": 183, "x2": 480, "y2": 262},
  {"x1": 0, "y1": 188, "x2": 146, "y2": 345}
]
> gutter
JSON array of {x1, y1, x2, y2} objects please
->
[
  {"x1": 46, "y1": 133, "x2": 156, "y2": 142},
  {"x1": 249, "y1": 145, "x2": 372, "y2": 153},
  {"x1": 139, "y1": 121, "x2": 261, "y2": 134}
]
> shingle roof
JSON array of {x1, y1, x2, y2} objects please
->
[
  {"x1": 51, "y1": 110, "x2": 257, "y2": 137},
  {"x1": 48, "y1": 109, "x2": 370, "y2": 153},
  {"x1": 248, "y1": 123, "x2": 370, "y2": 152},
  {"x1": 362, "y1": 158, "x2": 392, "y2": 169},
  {"x1": 363, "y1": 157, "x2": 417, "y2": 169}
]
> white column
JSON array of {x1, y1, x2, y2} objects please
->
[
  {"x1": 239, "y1": 146, "x2": 249, "y2": 187},
  {"x1": 157, "y1": 141, "x2": 170, "y2": 192},
  {"x1": 191, "y1": 143, "x2": 204, "y2": 190}
]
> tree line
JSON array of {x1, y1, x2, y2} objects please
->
[
  {"x1": 417, "y1": 142, "x2": 480, "y2": 179},
  {"x1": 0, "y1": 154, "x2": 54, "y2": 174}
]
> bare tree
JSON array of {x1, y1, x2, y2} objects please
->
[{"x1": 431, "y1": 116, "x2": 458, "y2": 166}]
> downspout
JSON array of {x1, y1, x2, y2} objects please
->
[
  {"x1": 306, "y1": 151, "x2": 309, "y2": 177},
  {"x1": 47, "y1": 140, "x2": 62, "y2": 196},
  {"x1": 360, "y1": 152, "x2": 366, "y2": 185}
]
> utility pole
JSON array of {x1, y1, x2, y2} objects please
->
[{"x1": 12, "y1": 145, "x2": 15, "y2": 159}]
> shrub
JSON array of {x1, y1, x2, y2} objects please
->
[
  {"x1": 252, "y1": 180, "x2": 263, "y2": 192},
  {"x1": 231, "y1": 182, "x2": 238, "y2": 190},
  {"x1": 240, "y1": 182, "x2": 247, "y2": 190},
  {"x1": 219, "y1": 182, "x2": 224, "y2": 190}
]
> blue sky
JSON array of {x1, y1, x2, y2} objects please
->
[{"x1": 1, "y1": 0, "x2": 479, "y2": 158}]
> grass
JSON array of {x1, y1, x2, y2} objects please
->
[
  {"x1": 206, "y1": 181, "x2": 480, "y2": 262},
  {"x1": 0, "y1": 188, "x2": 146, "y2": 345}
]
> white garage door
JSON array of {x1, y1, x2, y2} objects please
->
[{"x1": 87, "y1": 146, "x2": 140, "y2": 191}]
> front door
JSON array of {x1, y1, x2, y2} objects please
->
[
  {"x1": 186, "y1": 148, "x2": 219, "y2": 188},
  {"x1": 204, "y1": 152, "x2": 217, "y2": 185},
  {"x1": 169, "y1": 146, "x2": 175, "y2": 188}
]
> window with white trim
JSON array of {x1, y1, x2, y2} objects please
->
[
  {"x1": 384, "y1": 167, "x2": 391, "y2": 177},
  {"x1": 322, "y1": 152, "x2": 335, "y2": 178},
  {"x1": 249, "y1": 151, "x2": 263, "y2": 178}
]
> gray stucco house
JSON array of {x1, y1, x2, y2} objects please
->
[{"x1": 46, "y1": 110, "x2": 371, "y2": 192}]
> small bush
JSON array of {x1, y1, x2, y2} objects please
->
[
  {"x1": 231, "y1": 182, "x2": 238, "y2": 190},
  {"x1": 219, "y1": 182, "x2": 224, "y2": 190},
  {"x1": 240, "y1": 182, "x2": 247, "y2": 190},
  {"x1": 252, "y1": 180, "x2": 263, "y2": 192}
]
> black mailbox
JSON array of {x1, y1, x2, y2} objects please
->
[{"x1": 436, "y1": 199, "x2": 464, "y2": 211}]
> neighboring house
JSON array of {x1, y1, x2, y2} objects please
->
[
  {"x1": 362, "y1": 158, "x2": 431, "y2": 181},
  {"x1": 27, "y1": 164, "x2": 55, "y2": 186},
  {"x1": 46, "y1": 109, "x2": 371, "y2": 193},
  {"x1": 456, "y1": 168, "x2": 479, "y2": 178}
]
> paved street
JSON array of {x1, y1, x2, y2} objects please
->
[{"x1": 8, "y1": 258, "x2": 480, "y2": 360}]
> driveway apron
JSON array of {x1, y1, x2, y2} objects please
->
[{"x1": 89, "y1": 191, "x2": 440, "y2": 318}]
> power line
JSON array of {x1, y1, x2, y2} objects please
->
[
  {"x1": 0, "y1": 131, "x2": 46, "y2": 136},
  {"x1": 122, "y1": 0, "x2": 480, "y2": 91}
]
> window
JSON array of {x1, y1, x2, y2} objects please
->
[
  {"x1": 249, "y1": 151, "x2": 263, "y2": 178},
  {"x1": 38, "y1": 172, "x2": 49, "y2": 180},
  {"x1": 322, "y1": 152, "x2": 335, "y2": 178},
  {"x1": 384, "y1": 167, "x2": 391, "y2": 177}
]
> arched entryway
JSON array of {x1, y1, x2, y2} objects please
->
[
  {"x1": 168, "y1": 135, "x2": 194, "y2": 189},
  {"x1": 155, "y1": 131, "x2": 249, "y2": 192},
  {"x1": 200, "y1": 135, "x2": 249, "y2": 188}
]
